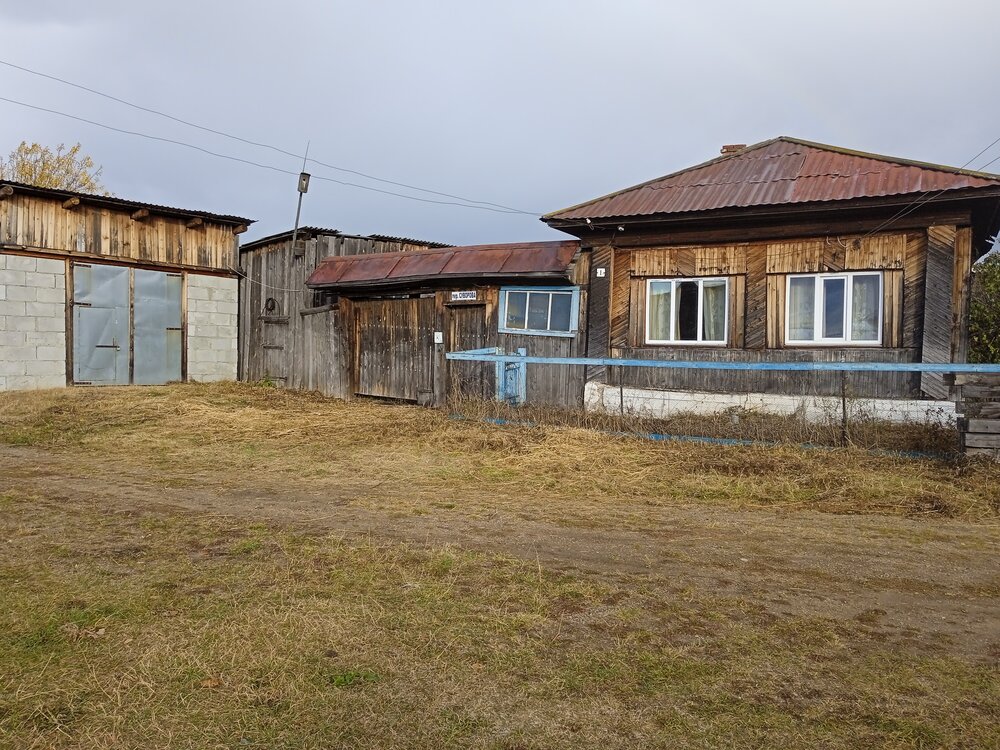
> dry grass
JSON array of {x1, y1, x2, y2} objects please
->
[
  {"x1": 451, "y1": 394, "x2": 960, "y2": 455},
  {"x1": 1, "y1": 489, "x2": 997, "y2": 749},
  {"x1": 1, "y1": 384, "x2": 999, "y2": 748},
  {"x1": 0, "y1": 382, "x2": 997, "y2": 522}
]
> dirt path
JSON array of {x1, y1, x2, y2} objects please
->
[{"x1": 2, "y1": 444, "x2": 998, "y2": 660}]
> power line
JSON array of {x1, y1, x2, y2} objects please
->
[
  {"x1": 0, "y1": 57, "x2": 537, "y2": 214},
  {"x1": 858, "y1": 135, "x2": 1000, "y2": 240},
  {"x1": 0, "y1": 95, "x2": 537, "y2": 215}
]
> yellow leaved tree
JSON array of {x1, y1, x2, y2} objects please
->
[{"x1": 0, "y1": 141, "x2": 110, "y2": 195}]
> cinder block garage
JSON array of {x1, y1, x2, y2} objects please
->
[{"x1": 0, "y1": 181, "x2": 251, "y2": 390}]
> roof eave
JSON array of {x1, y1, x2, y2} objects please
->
[
  {"x1": 0, "y1": 179, "x2": 254, "y2": 226},
  {"x1": 543, "y1": 186, "x2": 1000, "y2": 232},
  {"x1": 307, "y1": 270, "x2": 573, "y2": 291}
]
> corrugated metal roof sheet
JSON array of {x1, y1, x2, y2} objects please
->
[
  {"x1": 306, "y1": 240, "x2": 579, "y2": 289},
  {"x1": 0, "y1": 179, "x2": 253, "y2": 225},
  {"x1": 239, "y1": 227, "x2": 451, "y2": 252},
  {"x1": 544, "y1": 137, "x2": 1000, "y2": 222}
]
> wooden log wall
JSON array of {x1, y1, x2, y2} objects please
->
[
  {"x1": 595, "y1": 228, "x2": 965, "y2": 398},
  {"x1": 0, "y1": 190, "x2": 240, "y2": 272}
]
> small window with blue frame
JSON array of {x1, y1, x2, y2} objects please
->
[{"x1": 498, "y1": 287, "x2": 579, "y2": 337}]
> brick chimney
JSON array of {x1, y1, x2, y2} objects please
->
[{"x1": 720, "y1": 144, "x2": 746, "y2": 155}]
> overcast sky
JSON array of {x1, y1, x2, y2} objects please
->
[{"x1": 1, "y1": 1, "x2": 998, "y2": 247}]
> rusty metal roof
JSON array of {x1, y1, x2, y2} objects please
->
[
  {"x1": 544, "y1": 137, "x2": 1000, "y2": 223},
  {"x1": 0, "y1": 179, "x2": 253, "y2": 225},
  {"x1": 306, "y1": 240, "x2": 579, "y2": 289}
]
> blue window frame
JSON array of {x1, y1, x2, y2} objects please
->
[{"x1": 498, "y1": 286, "x2": 580, "y2": 337}]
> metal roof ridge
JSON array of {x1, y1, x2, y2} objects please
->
[{"x1": 541, "y1": 136, "x2": 1000, "y2": 222}]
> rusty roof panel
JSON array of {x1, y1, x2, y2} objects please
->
[
  {"x1": 306, "y1": 241, "x2": 579, "y2": 289},
  {"x1": 544, "y1": 137, "x2": 1000, "y2": 222},
  {"x1": 389, "y1": 249, "x2": 452, "y2": 278},
  {"x1": 501, "y1": 242, "x2": 579, "y2": 273},
  {"x1": 337, "y1": 254, "x2": 402, "y2": 283}
]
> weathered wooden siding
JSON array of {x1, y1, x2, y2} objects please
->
[
  {"x1": 354, "y1": 296, "x2": 436, "y2": 401},
  {"x1": 238, "y1": 233, "x2": 433, "y2": 396},
  {"x1": 0, "y1": 191, "x2": 239, "y2": 272},
  {"x1": 601, "y1": 229, "x2": 945, "y2": 398}
]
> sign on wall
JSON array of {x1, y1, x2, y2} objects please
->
[{"x1": 450, "y1": 290, "x2": 478, "y2": 302}]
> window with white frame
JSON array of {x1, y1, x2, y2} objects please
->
[
  {"x1": 645, "y1": 277, "x2": 729, "y2": 345},
  {"x1": 498, "y1": 287, "x2": 579, "y2": 336},
  {"x1": 785, "y1": 272, "x2": 882, "y2": 345}
]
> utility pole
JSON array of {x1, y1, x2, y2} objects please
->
[{"x1": 291, "y1": 141, "x2": 310, "y2": 258}]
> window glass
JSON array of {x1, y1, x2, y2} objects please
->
[
  {"x1": 822, "y1": 277, "x2": 845, "y2": 339},
  {"x1": 702, "y1": 279, "x2": 727, "y2": 342},
  {"x1": 526, "y1": 293, "x2": 550, "y2": 330},
  {"x1": 647, "y1": 281, "x2": 672, "y2": 341},
  {"x1": 549, "y1": 293, "x2": 572, "y2": 332},
  {"x1": 500, "y1": 288, "x2": 578, "y2": 335},
  {"x1": 505, "y1": 291, "x2": 527, "y2": 329},
  {"x1": 675, "y1": 281, "x2": 699, "y2": 340},
  {"x1": 788, "y1": 277, "x2": 815, "y2": 341},
  {"x1": 851, "y1": 275, "x2": 880, "y2": 341}
]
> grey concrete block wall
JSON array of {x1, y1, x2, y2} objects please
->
[
  {"x1": 0, "y1": 253, "x2": 66, "y2": 391},
  {"x1": 187, "y1": 274, "x2": 238, "y2": 382}
]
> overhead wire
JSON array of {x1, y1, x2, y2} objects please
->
[
  {"x1": 0, "y1": 95, "x2": 535, "y2": 215},
  {"x1": 0, "y1": 57, "x2": 538, "y2": 215}
]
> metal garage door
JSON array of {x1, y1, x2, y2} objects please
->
[
  {"x1": 133, "y1": 269, "x2": 183, "y2": 384},
  {"x1": 73, "y1": 264, "x2": 131, "y2": 385},
  {"x1": 73, "y1": 264, "x2": 185, "y2": 385}
]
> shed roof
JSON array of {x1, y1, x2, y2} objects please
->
[
  {"x1": 543, "y1": 137, "x2": 1000, "y2": 223},
  {"x1": 239, "y1": 226, "x2": 451, "y2": 252},
  {"x1": 306, "y1": 240, "x2": 579, "y2": 290},
  {"x1": 0, "y1": 179, "x2": 253, "y2": 226}
]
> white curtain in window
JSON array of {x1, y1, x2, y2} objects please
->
[
  {"x1": 648, "y1": 281, "x2": 672, "y2": 341},
  {"x1": 701, "y1": 280, "x2": 727, "y2": 342},
  {"x1": 851, "y1": 275, "x2": 880, "y2": 341},
  {"x1": 787, "y1": 277, "x2": 815, "y2": 340}
]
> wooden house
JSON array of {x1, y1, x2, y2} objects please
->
[
  {"x1": 542, "y1": 137, "x2": 1000, "y2": 419},
  {"x1": 0, "y1": 180, "x2": 251, "y2": 390}
]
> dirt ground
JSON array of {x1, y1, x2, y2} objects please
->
[
  {"x1": 2, "y1": 384, "x2": 999, "y2": 748},
  {"x1": 2, "y1": 441, "x2": 996, "y2": 661}
]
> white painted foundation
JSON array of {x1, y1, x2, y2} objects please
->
[
  {"x1": 0, "y1": 253, "x2": 66, "y2": 391},
  {"x1": 584, "y1": 381, "x2": 956, "y2": 425},
  {"x1": 186, "y1": 274, "x2": 238, "y2": 382}
]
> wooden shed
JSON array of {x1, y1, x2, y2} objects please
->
[
  {"x1": 0, "y1": 181, "x2": 252, "y2": 390},
  {"x1": 542, "y1": 137, "x2": 1000, "y2": 416},
  {"x1": 238, "y1": 228, "x2": 585, "y2": 406}
]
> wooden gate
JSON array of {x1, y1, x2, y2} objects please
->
[{"x1": 354, "y1": 297, "x2": 436, "y2": 400}]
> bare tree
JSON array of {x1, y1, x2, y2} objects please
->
[{"x1": 0, "y1": 141, "x2": 110, "y2": 195}]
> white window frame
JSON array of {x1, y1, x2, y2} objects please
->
[
  {"x1": 497, "y1": 286, "x2": 580, "y2": 337},
  {"x1": 784, "y1": 271, "x2": 883, "y2": 346},
  {"x1": 644, "y1": 277, "x2": 729, "y2": 346}
]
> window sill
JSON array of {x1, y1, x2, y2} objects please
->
[{"x1": 499, "y1": 327, "x2": 577, "y2": 338}]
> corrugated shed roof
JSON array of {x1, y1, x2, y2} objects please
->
[
  {"x1": 544, "y1": 137, "x2": 1000, "y2": 222},
  {"x1": 0, "y1": 179, "x2": 253, "y2": 225},
  {"x1": 239, "y1": 226, "x2": 451, "y2": 252},
  {"x1": 306, "y1": 240, "x2": 579, "y2": 289}
]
